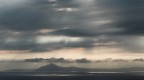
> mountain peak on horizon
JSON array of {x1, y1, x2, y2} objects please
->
[
  {"x1": 36, "y1": 63, "x2": 62, "y2": 71},
  {"x1": 46, "y1": 63, "x2": 61, "y2": 68}
]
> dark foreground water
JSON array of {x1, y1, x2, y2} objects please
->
[
  {"x1": 0, "y1": 75, "x2": 144, "y2": 80},
  {"x1": 0, "y1": 73, "x2": 144, "y2": 80}
]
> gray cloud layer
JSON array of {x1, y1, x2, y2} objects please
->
[{"x1": 0, "y1": 0, "x2": 144, "y2": 53}]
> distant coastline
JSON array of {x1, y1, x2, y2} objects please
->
[{"x1": 24, "y1": 57, "x2": 144, "y2": 63}]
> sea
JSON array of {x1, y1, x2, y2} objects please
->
[
  {"x1": 0, "y1": 73, "x2": 144, "y2": 80},
  {"x1": 0, "y1": 61, "x2": 144, "y2": 80}
]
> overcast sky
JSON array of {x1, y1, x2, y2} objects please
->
[{"x1": 0, "y1": 0, "x2": 144, "y2": 60}]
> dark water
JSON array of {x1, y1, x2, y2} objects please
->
[
  {"x1": 0, "y1": 75, "x2": 144, "y2": 80},
  {"x1": 0, "y1": 73, "x2": 144, "y2": 80}
]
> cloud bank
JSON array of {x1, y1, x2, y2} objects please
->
[{"x1": 0, "y1": 0, "x2": 144, "y2": 53}]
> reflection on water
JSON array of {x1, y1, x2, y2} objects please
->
[
  {"x1": 88, "y1": 72, "x2": 125, "y2": 74},
  {"x1": 29, "y1": 74, "x2": 78, "y2": 77},
  {"x1": 2, "y1": 72, "x2": 144, "y2": 77}
]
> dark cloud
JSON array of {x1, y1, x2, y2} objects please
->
[
  {"x1": 0, "y1": 0, "x2": 48, "y2": 31},
  {"x1": 49, "y1": 28, "x2": 98, "y2": 37},
  {"x1": 0, "y1": 0, "x2": 144, "y2": 53},
  {"x1": 0, "y1": 0, "x2": 80, "y2": 31},
  {"x1": 0, "y1": 0, "x2": 144, "y2": 35},
  {"x1": 116, "y1": 9, "x2": 144, "y2": 35}
]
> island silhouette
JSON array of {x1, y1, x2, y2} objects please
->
[{"x1": 5, "y1": 63, "x2": 144, "y2": 74}]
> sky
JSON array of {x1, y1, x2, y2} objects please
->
[{"x1": 0, "y1": 0, "x2": 144, "y2": 60}]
